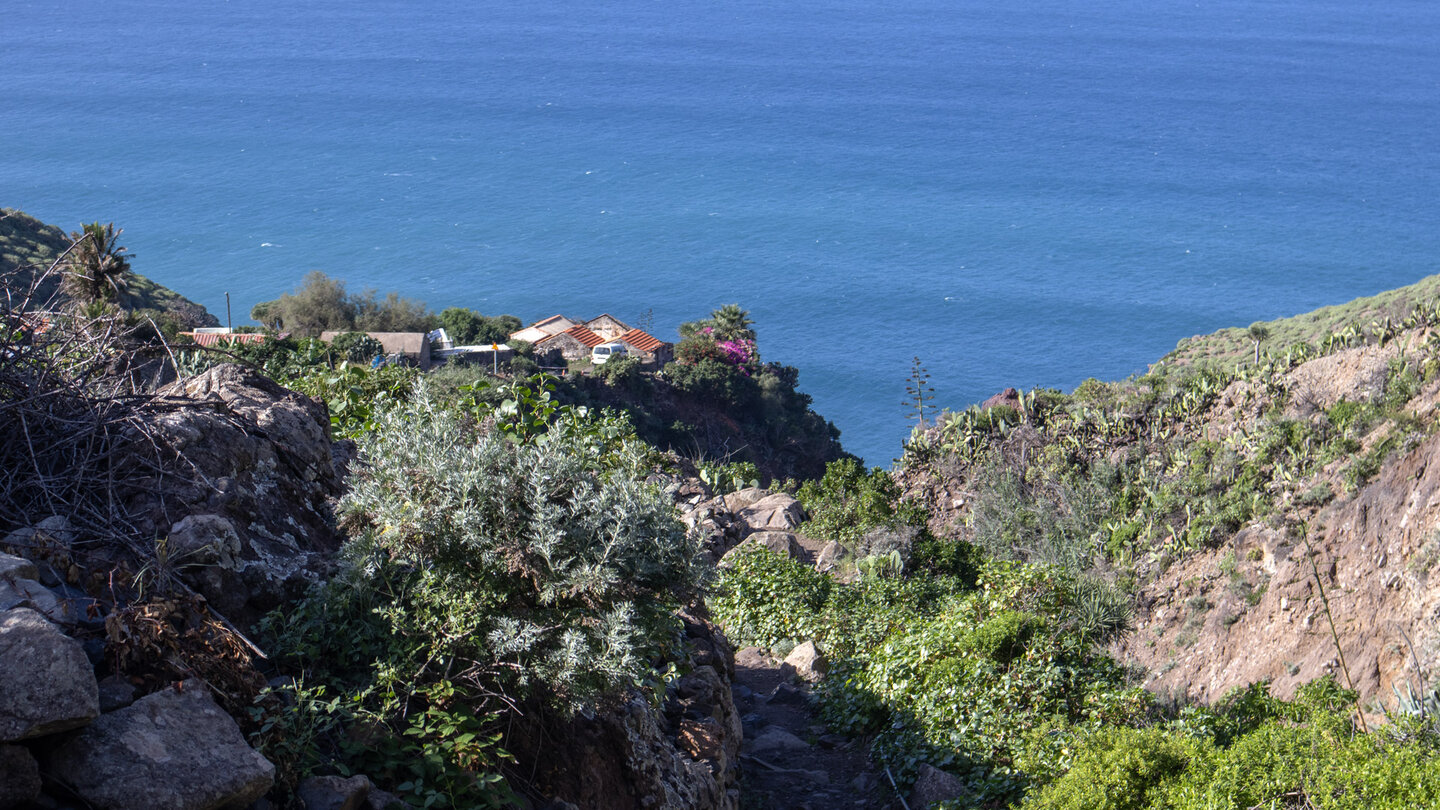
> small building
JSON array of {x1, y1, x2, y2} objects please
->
[
  {"x1": 533, "y1": 324, "x2": 605, "y2": 363},
  {"x1": 509, "y1": 314, "x2": 576, "y2": 345},
  {"x1": 320, "y1": 331, "x2": 432, "y2": 369},
  {"x1": 616, "y1": 328, "x2": 673, "y2": 368},
  {"x1": 434, "y1": 342, "x2": 514, "y2": 368},
  {"x1": 584, "y1": 314, "x2": 633, "y2": 342}
]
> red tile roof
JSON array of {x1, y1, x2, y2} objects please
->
[
  {"x1": 537, "y1": 325, "x2": 605, "y2": 348},
  {"x1": 618, "y1": 328, "x2": 666, "y2": 353},
  {"x1": 180, "y1": 332, "x2": 279, "y2": 347}
]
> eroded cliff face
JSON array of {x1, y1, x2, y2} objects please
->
[
  {"x1": 896, "y1": 333, "x2": 1440, "y2": 717},
  {"x1": 1116, "y1": 424, "x2": 1440, "y2": 717}
]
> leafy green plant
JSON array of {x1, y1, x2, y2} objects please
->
[
  {"x1": 796, "y1": 458, "x2": 924, "y2": 545},
  {"x1": 330, "y1": 330, "x2": 385, "y2": 363}
]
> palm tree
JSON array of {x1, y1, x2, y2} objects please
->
[
  {"x1": 62, "y1": 222, "x2": 132, "y2": 304},
  {"x1": 710, "y1": 303, "x2": 755, "y2": 341}
]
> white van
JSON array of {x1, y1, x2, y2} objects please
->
[{"x1": 591, "y1": 341, "x2": 628, "y2": 365}]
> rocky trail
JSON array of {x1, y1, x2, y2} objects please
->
[{"x1": 730, "y1": 646, "x2": 897, "y2": 810}]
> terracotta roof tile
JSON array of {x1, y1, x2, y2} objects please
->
[
  {"x1": 180, "y1": 332, "x2": 277, "y2": 347},
  {"x1": 537, "y1": 325, "x2": 605, "y2": 348},
  {"x1": 618, "y1": 328, "x2": 666, "y2": 353}
]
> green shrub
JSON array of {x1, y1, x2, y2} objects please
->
[
  {"x1": 710, "y1": 544, "x2": 830, "y2": 650},
  {"x1": 595, "y1": 353, "x2": 645, "y2": 391},
  {"x1": 796, "y1": 458, "x2": 924, "y2": 546},
  {"x1": 1022, "y1": 727, "x2": 1197, "y2": 810},
  {"x1": 959, "y1": 610, "x2": 1042, "y2": 665},
  {"x1": 330, "y1": 330, "x2": 384, "y2": 363},
  {"x1": 340, "y1": 387, "x2": 703, "y2": 705}
]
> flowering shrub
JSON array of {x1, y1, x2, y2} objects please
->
[{"x1": 716, "y1": 338, "x2": 757, "y2": 371}]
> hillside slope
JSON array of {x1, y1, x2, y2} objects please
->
[
  {"x1": 1, "y1": 207, "x2": 218, "y2": 327},
  {"x1": 1162, "y1": 273, "x2": 1440, "y2": 369},
  {"x1": 898, "y1": 283, "x2": 1440, "y2": 722}
]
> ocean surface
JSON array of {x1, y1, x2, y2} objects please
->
[{"x1": 5, "y1": 0, "x2": 1439, "y2": 466}]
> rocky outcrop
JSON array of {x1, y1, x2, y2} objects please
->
[
  {"x1": 683, "y1": 488, "x2": 834, "y2": 575},
  {"x1": 1117, "y1": 428, "x2": 1440, "y2": 716},
  {"x1": 139, "y1": 364, "x2": 346, "y2": 626},
  {"x1": 0, "y1": 607, "x2": 99, "y2": 741},
  {"x1": 45, "y1": 681, "x2": 275, "y2": 810}
]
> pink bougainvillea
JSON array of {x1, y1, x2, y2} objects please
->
[{"x1": 717, "y1": 338, "x2": 756, "y2": 367}]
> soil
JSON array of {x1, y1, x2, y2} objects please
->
[{"x1": 731, "y1": 647, "x2": 902, "y2": 810}]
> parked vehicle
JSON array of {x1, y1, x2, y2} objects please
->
[{"x1": 591, "y1": 341, "x2": 628, "y2": 365}]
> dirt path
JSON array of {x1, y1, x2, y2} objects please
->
[{"x1": 731, "y1": 647, "x2": 900, "y2": 810}]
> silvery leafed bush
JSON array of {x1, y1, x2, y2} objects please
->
[{"x1": 337, "y1": 387, "x2": 705, "y2": 709}]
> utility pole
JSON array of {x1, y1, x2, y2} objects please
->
[{"x1": 225, "y1": 292, "x2": 232, "y2": 331}]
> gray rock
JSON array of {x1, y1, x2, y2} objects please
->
[
  {"x1": 735, "y1": 494, "x2": 805, "y2": 534},
  {"x1": 296, "y1": 774, "x2": 371, "y2": 810},
  {"x1": 766, "y1": 683, "x2": 807, "y2": 706},
  {"x1": 167, "y1": 514, "x2": 243, "y2": 567},
  {"x1": 718, "y1": 532, "x2": 802, "y2": 568},
  {"x1": 783, "y1": 641, "x2": 827, "y2": 682},
  {"x1": 145, "y1": 365, "x2": 345, "y2": 626},
  {"x1": 96, "y1": 675, "x2": 139, "y2": 712},
  {"x1": 747, "y1": 726, "x2": 810, "y2": 755},
  {"x1": 34, "y1": 516, "x2": 79, "y2": 548},
  {"x1": 814, "y1": 541, "x2": 849, "y2": 574},
  {"x1": 734, "y1": 646, "x2": 771, "y2": 669},
  {"x1": 0, "y1": 576, "x2": 97, "y2": 627},
  {"x1": 46, "y1": 681, "x2": 275, "y2": 810},
  {"x1": 0, "y1": 607, "x2": 99, "y2": 742},
  {"x1": 0, "y1": 743, "x2": 42, "y2": 806},
  {"x1": 715, "y1": 488, "x2": 772, "y2": 513},
  {"x1": 909, "y1": 764, "x2": 972, "y2": 809},
  {"x1": 0, "y1": 553, "x2": 38, "y2": 581}
]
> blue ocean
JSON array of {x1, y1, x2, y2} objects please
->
[{"x1": 5, "y1": 0, "x2": 1439, "y2": 466}]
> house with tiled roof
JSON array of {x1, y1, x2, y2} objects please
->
[
  {"x1": 616, "y1": 328, "x2": 673, "y2": 367},
  {"x1": 509, "y1": 314, "x2": 576, "y2": 344},
  {"x1": 511, "y1": 314, "x2": 673, "y2": 368},
  {"x1": 532, "y1": 324, "x2": 606, "y2": 363},
  {"x1": 584, "y1": 314, "x2": 632, "y2": 342}
]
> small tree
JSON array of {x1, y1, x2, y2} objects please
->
[
  {"x1": 1248, "y1": 322, "x2": 1270, "y2": 365},
  {"x1": 905, "y1": 356, "x2": 936, "y2": 425}
]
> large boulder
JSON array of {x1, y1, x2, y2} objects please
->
[
  {"x1": 718, "y1": 532, "x2": 804, "y2": 568},
  {"x1": 734, "y1": 494, "x2": 805, "y2": 535},
  {"x1": 0, "y1": 607, "x2": 99, "y2": 741},
  {"x1": 45, "y1": 682, "x2": 274, "y2": 810}
]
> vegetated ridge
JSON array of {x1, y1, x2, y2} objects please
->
[{"x1": 1, "y1": 207, "x2": 218, "y2": 327}]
